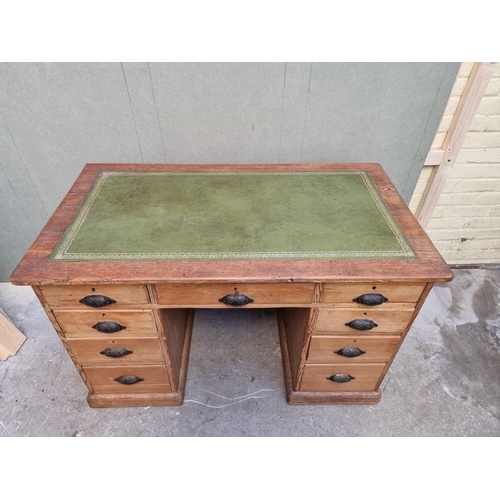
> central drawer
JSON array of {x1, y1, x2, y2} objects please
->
[{"x1": 155, "y1": 283, "x2": 314, "y2": 307}]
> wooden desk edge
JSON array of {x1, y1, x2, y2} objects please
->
[{"x1": 9, "y1": 163, "x2": 453, "y2": 286}]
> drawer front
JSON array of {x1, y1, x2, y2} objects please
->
[
  {"x1": 322, "y1": 283, "x2": 425, "y2": 305},
  {"x1": 66, "y1": 338, "x2": 164, "y2": 365},
  {"x1": 300, "y1": 363, "x2": 386, "y2": 392},
  {"x1": 307, "y1": 335, "x2": 400, "y2": 363},
  {"x1": 84, "y1": 365, "x2": 171, "y2": 394},
  {"x1": 39, "y1": 284, "x2": 150, "y2": 309},
  {"x1": 315, "y1": 308, "x2": 414, "y2": 334},
  {"x1": 54, "y1": 310, "x2": 157, "y2": 338},
  {"x1": 156, "y1": 283, "x2": 314, "y2": 306}
]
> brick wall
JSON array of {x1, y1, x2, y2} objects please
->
[{"x1": 409, "y1": 63, "x2": 500, "y2": 264}]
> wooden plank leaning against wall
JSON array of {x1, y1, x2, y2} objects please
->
[
  {"x1": 416, "y1": 62, "x2": 497, "y2": 229},
  {"x1": 0, "y1": 308, "x2": 26, "y2": 360}
]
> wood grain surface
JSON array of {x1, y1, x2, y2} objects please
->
[
  {"x1": 306, "y1": 335, "x2": 401, "y2": 363},
  {"x1": 83, "y1": 365, "x2": 171, "y2": 394},
  {"x1": 66, "y1": 337, "x2": 164, "y2": 365},
  {"x1": 10, "y1": 164, "x2": 453, "y2": 408},
  {"x1": 314, "y1": 307, "x2": 415, "y2": 334},
  {"x1": 156, "y1": 283, "x2": 314, "y2": 306},
  {"x1": 39, "y1": 284, "x2": 150, "y2": 309},
  {"x1": 53, "y1": 310, "x2": 157, "y2": 337},
  {"x1": 300, "y1": 363, "x2": 386, "y2": 392},
  {"x1": 10, "y1": 163, "x2": 454, "y2": 285},
  {"x1": 321, "y1": 282, "x2": 425, "y2": 304}
]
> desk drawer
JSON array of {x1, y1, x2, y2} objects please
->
[
  {"x1": 315, "y1": 308, "x2": 414, "y2": 334},
  {"x1": 307, "y1": 335, "x2": 400, "y2": 363},
  {"x1": 156, "y1": 283, "x2": 314, "y2": 307},
  {"x1": 322, "y1": 283, "x2": 425, "y2": 305},
  {"x1": 84, "y1": 365, "x2": 171, "y2": 394},
  {"x1": 66, "y1": 338, "x2": 164, "y2": 365},
  {"x1": 54, "y1": 310, "x2": 157, "y2": 338},
  {"x1": 40, "y1": 285, "x2": 150, "y2": 309},
  {"x1": 300, "y1": 363, "x2": 385, "y2": 392}
]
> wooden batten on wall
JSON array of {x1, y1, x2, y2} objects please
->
[
  {"x1": 416, "y1": 62, "x2": 497, "y2": 229},
  {"x1": 424, "y1": 148, "x2": 445, "y2": 166}
]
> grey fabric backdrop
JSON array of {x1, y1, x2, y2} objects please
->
[{"x1": 0, "y1": 62, "x2": 459, "y2": 281}]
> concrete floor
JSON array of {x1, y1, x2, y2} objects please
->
[{"x1": 0, "y1": 269, "x2": 499, "y2": 437}]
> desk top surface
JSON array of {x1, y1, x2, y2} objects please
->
[{"x1": 11, "y1": 163, "x2": 453, "y2": 285}]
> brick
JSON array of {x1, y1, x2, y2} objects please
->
[
  {"x1": 430, "y1": 240, "x2": 462, "y2": 252},
  {"x1": 443, "y1": 96, "x2": 460, "y2": 116},
  {"x1": 427, "y1": 228, "x2": 500, "y2": 241},
  {"x1": 460, "y1": 217, "x2": 500, "y2": 229},
  {"x1": 494, "y1": 63, "x2": 500, "y2": 77},
  {"x1": 484, "y1": 77, "x2": 500, "y2": 97},
  {"x1": 443, "y1": 249, "x2": 500, "y2": 264},
  {"x1": 469, "y1": 115, "x2": 500, "y2": 132},
  {"x1": 433, "y1": 237, "x2": 500, "y2": 260},
  {"x1": 432, "y1": 206, "x2": 445, "y2": 218},
  {"x1": 413, "y1": 178, "x2": 431, "y2": 195},
  {"x1": 473, "y1": 192, "x2": 500, "y2": 205},
  {"x1": 431, "y1": 132, "x2": 446, "y2": 149},
  {"x1": 469, "y1": 116, "x2": 487, "y2": 131},
  {"x1": 449, "y1": 163, "x2": 500, "y2": 179},
  {"x1": 438, "y1": 115, "x2": 453, "y2": 133},
  {"x1": 408, "y1": 193, "x2": 420, "y2": 206},
  {"x1": 431, "y1": 216, "x2": 500, "y2": 231},
  {"x1": 439, "y1": 205, "x2": 495, "y2": 219},
  {"x1": 487, "y1": 205, "x2": 500, "y2": 217},
  {"x1": 442, "y1": 179, "x2": 459, "y2": 194},
  {"x1": 436, "y1": 193, "x2": 477, "y2": 206},
  {"x1": 416, "y1": 173, "x2": 432, "y2": 186},
  {"x1": 462, "y1": 132, "x2": 500, "y2": 148},
  {"x1": 456, "y1": 148, "x2": 500, "y2": 163},
  {"x1": 453, "y1": 178, "x2": 500, "y2": 193},
  {"x1": 458, "y1": 62, "x2": 474, "y2": 77},
  {"x1": 483, "y1": 116, "x2": 500, "y2": 132},
  {"x1": 427, "y1": 218, "x2": 464, "y2": 230},
  {"x1": 451, "y1": 76, "x2": 468, "y2": 97},
  {"x1": 477, "y1": 97, "x2": 500, "y2": 115},
  {"x1": 441, "y1": 237, "x2": 500, "y2": 249},
  {"x1": 420, "y1": 166, "x2": 433, "y2": 180}
]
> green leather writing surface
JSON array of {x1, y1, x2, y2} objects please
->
[{"x1": 50, "y1": 171, "x2": 416, "y2": 261}]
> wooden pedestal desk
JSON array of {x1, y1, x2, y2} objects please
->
[{"x1": 10, "y1": 163, "x2": 453, "y2": 408}]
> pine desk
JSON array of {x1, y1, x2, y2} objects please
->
[{"x1": 10, "y1": 163, "x2": 453, "y2": 408}]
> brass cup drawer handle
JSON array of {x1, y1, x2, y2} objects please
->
[
  {"x1": 327, "y1": 374, "x2": 355, "y2": 383},
  {"x1": 92, "y1": 321, "x2": 127, "y2": 333},
  {"x1": 100, "y1": 347, "x2": 133, "y2": 358},
  {"x1": 114, "y1": 375, "x2": 144, "y2": 385},
  {"x1": 352, "y1": 293, "x2": 388, "y2": 306},
  {"x1": 219, "y1": 288, "x2": 254, "y2": 307},
  {"x1": 345, "y1": 319, "x2": 378, "y2": 331},
  {"x1": 334, "y1": 347, "x2": 366, "y2": 358},
  {"x1": 79, "y1": 295, "x2": 116, "y2": 308}
]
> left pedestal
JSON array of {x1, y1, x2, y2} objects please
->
[{"x1": 34, "y1": 284, "x2": 193, "y2": 408}]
